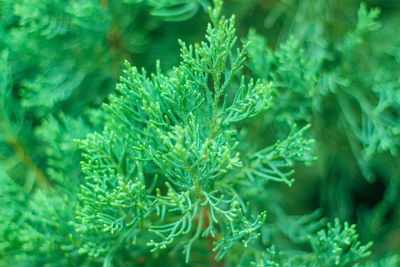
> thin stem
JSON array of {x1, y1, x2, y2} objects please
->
[
  {"x1": 6, "y1": 133, "x2": 52, "y2": 189},
  {"x1": 185, "y1": 207, "x2": 204, "y2": 263}
]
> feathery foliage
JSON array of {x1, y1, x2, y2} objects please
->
[{"x1": 1, "y1": 0, "x2": 399, "y2": 266}]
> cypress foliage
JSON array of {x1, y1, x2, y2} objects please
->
[{"x1": 0, "y1": 0, "x2": 399, "y2": 266}]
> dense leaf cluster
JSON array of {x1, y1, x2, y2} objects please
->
[{"x1": 0, "y1": 0, "x2": 399, "y2": 266}]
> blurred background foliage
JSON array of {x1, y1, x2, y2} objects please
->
[{"x1": 0, "y1": 0, "x2": 399, "y2": 266}]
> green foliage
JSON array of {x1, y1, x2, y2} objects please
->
[
  {"x1": 147, "y1": 0, "x2": 210, "y2": 21},
  {"x1": 254, "y1": 219, "x2": 373, "y2": 267},
  {"x1": 35, "y1": 113, "x2": 92, "y2": 190},
  {"x1": 0, "y1": 169, "x2": 84, "y2": 266},
  {"x1": 309, "y1": 219, "x2": 372, "y2": 266},
  {"x1": 247, "y1": 0, "x2": 400, "y2": 255},
  {"x1": 75, "y1": 1, "x2": 276, "y2": 263},
  {"x1": 1, "y1": 0, "x2": 400, "y2": 266}
]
